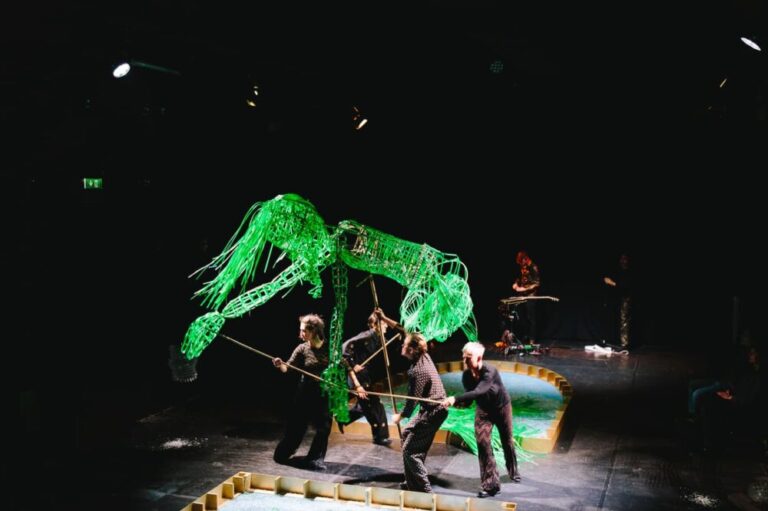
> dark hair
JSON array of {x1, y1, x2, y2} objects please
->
[
  {"x1": 404, "y1": 332, "x2": 428, "y2": 355},
  {"x1": 299, "y1": 314, "x2": 326, "y2": 341}
]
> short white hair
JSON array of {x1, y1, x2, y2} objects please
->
[{"x1": 462, "y1": 341, "x2": 485, "y2": 357}]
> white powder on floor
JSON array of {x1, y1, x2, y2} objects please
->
[
  {"x1": 160, "y1": 437, "x2": 204, "y2": 450},
  {"x1": 684, "y1": 491, "x2": 719, "y2": 508}
]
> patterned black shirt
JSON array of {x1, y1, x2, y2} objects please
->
[
  {"x1": 286, "y1": 341, "x2": 329, "y2": 378},
  {"x1": 402, "y1": 353, "x2": 446, "y2": 418}
]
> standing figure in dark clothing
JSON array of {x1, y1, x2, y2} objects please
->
[
  {"x1": 512, "y1": 250, "x2": 541, "y2": 345},
  {"x1": 444, "y1": 342, "x2": 521, "y2": 498},
  {"x1": 272, "y1": 314, "x2": 332, "y2": 471},
  {"x1": 339, "y1": 308, "x2": 397, "y2": 446},
  {"x1": 698, "y1": 345, "x2": 762, "y2": 447},
  {"x1": 391, "y1": 330, "x2": 448, "y2": 493},
  {"x1": 714, "y1": 346, "x2": 761, "y2": 407},
  {"x1": 603, "y1": 253, "x2": 632, "y2": 348}
]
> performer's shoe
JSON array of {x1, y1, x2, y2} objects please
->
[
  {"x1": 337, "y1": 422, "x2": 345, "y2": 434},
  {"x1": 273, "y1": 453, "x2": 291, "y2": 465},
  {"x1": 373, "y1": 438, "x2": 392, "y2": 446},
  {"x1": 477, "y1": 487, "x2": 500, "y2": 498},
  {"x1": 398, "y1": 481, "x2": 409, "y2": 490},
  {"x1": 305, "y1": 459, "x2": 327, "y2": 471},
  {"x1": 511, "y1": 474, "x2": 522, "y2": 483}
]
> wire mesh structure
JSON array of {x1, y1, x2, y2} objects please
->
[{"x1": 180, "y1": 193, "x2": 478, "y2": 418}]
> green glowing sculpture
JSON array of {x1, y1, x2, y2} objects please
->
[{"x1": 181, "y1": 193, "x2": 478, "y2": 418}]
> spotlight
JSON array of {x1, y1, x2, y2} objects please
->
[
  {"x1": 113, "y1": 62, "x2": 131, "y2": 78},
  {"x1": 740, "y1": 37, "x2": 761, "y2": 52},
  {"x1": 245, "y1": 82, "x2": 261, "y2": 108},
  {"x1": 353, "y1": 106, "x2": 368, "y2": 130},
  {"x1": 112, "y1": 60, "x2": 181, "y2": 78}
]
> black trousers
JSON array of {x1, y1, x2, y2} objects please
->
[
  {"x1": 402, "y1": 406, "x2": 448, "y2": 493},
  {"x1": 347, "y1": 389, "x2": 390, "y2": 441},
  {"x1": 475, "y1": 404, "x2": 519, "y2": 491},
  {"x1": 274, "y1": 380, "x2": 332, "y2": 463}
]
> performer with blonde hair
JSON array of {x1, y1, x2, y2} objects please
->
[{"x1": 444, "y1": 342, "x2": 521, "y2": 498}]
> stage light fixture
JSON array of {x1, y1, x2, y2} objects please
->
[
  {"x1": 353, "y1": 106, "x2": 368, "y2": 130},
  {"x1": 113, "y1": 62, "x2": 131, "y2": 78},
  {"x1": 112, "y1": 60, "x2": 181, "y2": 78},
  {"x1": 741, "y1": 37, "x2": 761, "y2": 52}
]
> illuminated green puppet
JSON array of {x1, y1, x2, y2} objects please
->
[{"x1": 181, "y1": 193, "x2": 478, "y2": 419}]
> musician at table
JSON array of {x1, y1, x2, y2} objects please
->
[{"x1": 512, "y1": 250, "x2": 541, "y2": 345}]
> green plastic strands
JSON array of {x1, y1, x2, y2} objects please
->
[
  {"x1": 182, "y1": 193, "x2": 477, "y2": 367},
  {"x1": 323, "y1": 262, "x2": 351, "y2": 421},
  {"x1": 192, "y1": 194, "x2": 334, "y2": 312},
  {"x1": 336, "y1": 220, "x2": 477, "y2": 341},
  {"x1": 322, "y1": 363, "x2": 350, "y2": 422},
  {"x1": 441, "y1": 405, "x2": 542, "y2": 464},
  {"x1": 182, "y1": 312, "x2": 225, "y2": 359}
]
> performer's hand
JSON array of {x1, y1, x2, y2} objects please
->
[
  {"x1": 353, "y1": 364, "x2": 364, "y2": 373},
  {"x1": 392, "y1": 413, "x2": 402, "y2": 424},
  {"x1": 273, "y1": 358, "x2": 287, "y2": 372},
  {"x1": 716, "y1": 390, "x2": 733, "y2": 400},
  {"x1": 355, "y1": 385, "x2": 368, "y2": 400},
  {"x1": 442, "y1": 396, "x2": 456, "y2": 407},
  {"x1": 604, "y1": 277, "x2": 616, "y2": 287}
]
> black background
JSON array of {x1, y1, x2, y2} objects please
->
[{"x1": 2, "y1": 2, "x2": 766, "y2": 507}]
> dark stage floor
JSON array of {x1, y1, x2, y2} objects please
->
[{"x1": 40, "y1": 341, "x2": 768, "y2": 511}]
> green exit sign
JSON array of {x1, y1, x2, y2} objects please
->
[{"x1": 83, "y1": 178, "x2": 103, "y2": 190}]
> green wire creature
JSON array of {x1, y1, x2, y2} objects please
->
[{"x1": 181, "y1": 193, "x2": 478, "y2": 419}]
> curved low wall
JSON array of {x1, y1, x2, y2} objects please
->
[
  {"x1": 333, "y1": 360, "x2": 572, "y2": 454},
  {"x1": 181, "y1": 470, "x2": 518, "y2": 511}
]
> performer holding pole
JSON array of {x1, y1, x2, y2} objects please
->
[
  {"x1": 391, "y1": 331, "x2": 448, "y2": 493},
  {"x1": 337, "y1": 307, "x2": 402, "y2": 445},
  {"x1": 271, "y1": 314, "x2": 332, "y2": 471},
  {"x1": 221, "y1": 331, "x2": 437, "y2": 406},
  {"x1": 367, "y1": 276, "x2": 403, "y2": 439}
]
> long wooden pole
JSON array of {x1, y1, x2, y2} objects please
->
[
  {"x1": 219, "y1": 333, "x2": 441, "y2": 404},
  {"x1": 367, "y1": 276, "x2": 403, "y2": 439},
  {"x1": 359, "y1": 333, "x2": 401, "y2": 368}
]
